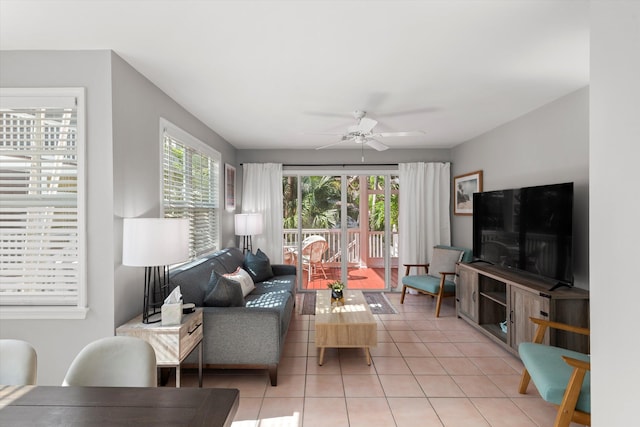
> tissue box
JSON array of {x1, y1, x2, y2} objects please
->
[{"x1": 161, "y1": 302, "x2": 183, "y2": 326}]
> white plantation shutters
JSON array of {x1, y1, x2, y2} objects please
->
[
  {"x1": 161, "y1": 121, "x2": 220, "y2": 259},
  {"x1": 0, "y1": 88, "x2": 86, "y2": 316}
]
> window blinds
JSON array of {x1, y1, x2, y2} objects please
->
[
  {"x1": 162, "y1": 130, "x2": 219, "y2": 259},
  {"x1": 0, "y1": 91, "x2": 85, "y2": 307}
]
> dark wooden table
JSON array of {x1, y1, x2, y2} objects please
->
[{"x1": 0, "y1": 385, "x2": 239, "y2": 426}]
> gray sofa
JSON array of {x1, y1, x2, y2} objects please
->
[{"x1": 168, "y1": 247, "x2": 296, "y2": 386}]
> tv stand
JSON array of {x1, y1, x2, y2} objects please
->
[
  {"x1": 455, "y1": 262, "x2": 589, "y2": 355},
  {"x1": 548, "y1": 282, "x2": 572, "y2": 292}
]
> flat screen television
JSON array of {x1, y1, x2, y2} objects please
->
[{"x1": 472, "y1": 182, "x2": 573, "y2": 289}]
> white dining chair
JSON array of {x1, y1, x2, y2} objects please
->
[
  {"x1": 0, "y1": 339, "x2": 38, "y2": 385},
  {"x1": 62, "y1": 336, "x2": 157, "y2": 387}
]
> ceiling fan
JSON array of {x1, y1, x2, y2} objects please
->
[{"x1": 314, "y1": 110, "x2": 424, "y2": 151}]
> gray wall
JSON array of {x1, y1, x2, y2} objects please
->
[
  {"x1": 451, "y1": 87, "x2": 589, "y2": 289},
  {"x1": 590, "y1": 2, "x2": 640, "y2": 423},
  {"x1": 110, "y1": 52, "x2": 238, "y2": 327},
  {"x1": 0, "y1": 50, "x2": 238, "y2": 385},
  {"x1": 0, "y1": 50, "x2": 117, "y2": 384}
]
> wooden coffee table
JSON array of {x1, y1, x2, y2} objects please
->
[{"x1": 314, "y1": 289, "x2": 377, "y2": 365}]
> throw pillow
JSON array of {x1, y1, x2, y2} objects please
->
[
  {"x1": 243, "y1": 248, "x2": 274, "y2": 282},
  {"x1": 223, "y1": 267, "x2": 256, "y2": 297},
  {"x1": 203, "y1": 271, "x2": 245, "y2": 307},
  {"x1": 428, "y1": 248, "x2": 464, "y2": 278}
]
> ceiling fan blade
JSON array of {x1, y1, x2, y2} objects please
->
[
  {"x1": 346, "y1": 124, "x2": 360, "y2": 134},
  {"x1": 316, "y1": 140, "x2": 347, "y2": 150},
  {"x1": 365, "y1": 139, "x2": 389, "y2": 151},
  {"x1": 357, "y1": 117, "x2": 378, "y2": 133},
  {"x1": 375, "y1": 130, "x2": 425, "y2": 137}
]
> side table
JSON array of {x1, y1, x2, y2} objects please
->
[{"x1": 116, "y1": 308, "x2": 203, "y2": 387}]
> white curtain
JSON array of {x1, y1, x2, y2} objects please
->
[
  {"x1": 241, "y1": 163, "x2": 284, "y2": 263},
  {"x1": 397, "y1": 162, "x2": 451, "y2": 288}
]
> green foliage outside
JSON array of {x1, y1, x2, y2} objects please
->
[{"x1": 282, "y1": 175, "x2": 398, "y2": 232}]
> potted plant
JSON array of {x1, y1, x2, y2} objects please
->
[{"x1": 328, "y1": 281, "x2": 344, "y2": 300}]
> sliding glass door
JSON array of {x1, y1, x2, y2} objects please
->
[{"x1": 283, "y1": 172, "x2": 398, "y2": 291}]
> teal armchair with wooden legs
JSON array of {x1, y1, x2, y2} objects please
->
[
  {"x1": 400, "y1": 245, "x2": 472, "y2": 317},
  {"x1": 518, "y1": 317, "x2": 591, "y2": 427}
]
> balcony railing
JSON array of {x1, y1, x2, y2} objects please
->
[{"x1": 283, "y1": 228, "x2": 398, "y2": 267}]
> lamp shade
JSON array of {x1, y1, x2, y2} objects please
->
[
  {"x1": 234, "y1": 213, "x2": 263, "y2": 236},
  {"x1": 122, "y1": 218, "x2": 190, "y2": 267}
]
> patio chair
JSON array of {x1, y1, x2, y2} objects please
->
[{"x1": 300, "y1": 235, "x2": 328, "y2": 281}]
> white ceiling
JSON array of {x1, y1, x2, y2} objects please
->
[{"x1": 0, "y1": 0, "x2": 589, "y2": 151}]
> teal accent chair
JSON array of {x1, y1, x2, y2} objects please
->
[
  {"x1": 518, "y1": 317, "x2": 591, "y2": 427},
  {"x1": 400, "y1": 245, "x2": 472, "y2": 317}
]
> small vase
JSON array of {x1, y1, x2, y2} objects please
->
[{"x1": 331, "y1": 289, "x2": 343, "y2": 300}]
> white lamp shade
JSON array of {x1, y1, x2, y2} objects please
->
[
  {"x1": 122, "y1": 218, "x2": 190, "y2": 267},
  {"x1": 234, "y1": 213, "x2": 263, "y2": 236}
]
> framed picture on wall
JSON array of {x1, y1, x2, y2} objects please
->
[
  {"x1": 454, "y1": 170, "x2": 483, "y2": 215},
  {"x1": 225, "y1": 163, "x2": 236, "y2": 211}
]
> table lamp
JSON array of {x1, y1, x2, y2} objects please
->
[
  {"x1": 123, "y1": 218, "x2": 190, "y2": 323},
  {"x1": 234, "y1": 213, "x2": 263, "y2": 254}
]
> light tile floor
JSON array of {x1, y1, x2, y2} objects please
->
[{"x1": 175, "y1": 292, "x2": 585, "y2": 427}]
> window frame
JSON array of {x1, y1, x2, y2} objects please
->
[
  {"x1": 0, "y1": 87, "x2": 88, "y2": 320},
  {"x1": 160, "y1": 118, "x2": 221, "y2": 260}
]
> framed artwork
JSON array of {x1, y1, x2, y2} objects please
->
[
  {"x1": 225, "y1": 164, "x2": 236, "y2": 211},
  {"x1": 454, "y1": 170, "x2": 483, "y2": 215}
]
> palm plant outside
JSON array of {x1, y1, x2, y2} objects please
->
[
  {"x1": 367, "y1": 175, "x2": 399, "y2": 232},
  {"x1": 282, "y1": 175, "x2": 398, "y2": 232},
  {"x1": 283, "y1": 176, "x2": 345, "y2": 229}
]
